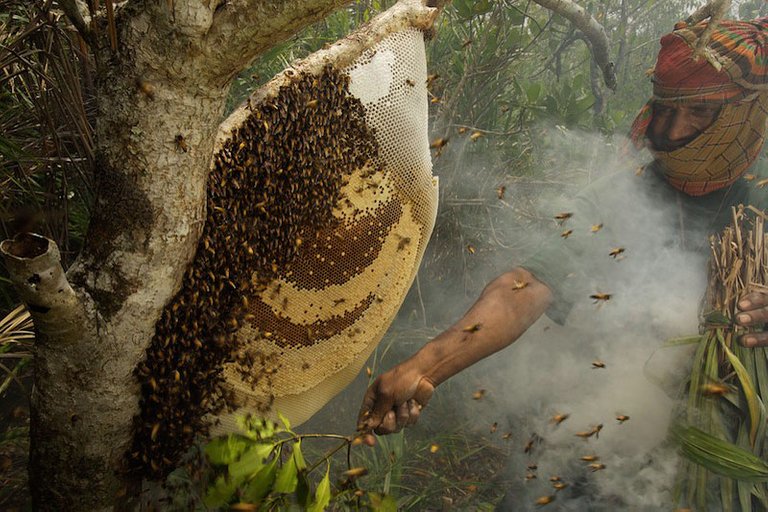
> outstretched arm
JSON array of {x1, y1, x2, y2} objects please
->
[{"x1": 358, "y1": 267, "x2": 553, "y2": 435}]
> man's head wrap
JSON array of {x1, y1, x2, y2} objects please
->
[{"x1": 630, "y1": 17, "x2": 768, "y2": 196}]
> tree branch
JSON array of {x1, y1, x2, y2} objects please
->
[
  {"x1": 215, "y1": 0, "x2": 444, "y2": 143},
  {"x1": 58, "y1": 0, "x2": 93, "y2": 45},
  {"x1": 531, "y1": 0, "x2": 616, "y2": 90},
  {"x1": 685, "y1": 0, "x2": 731, "y2": 66}
]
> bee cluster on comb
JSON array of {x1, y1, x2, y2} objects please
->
[{"x1": 128, "y1": 65, "x2": 381, "y2": 479}]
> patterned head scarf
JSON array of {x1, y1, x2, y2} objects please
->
[{"x1": 630, "y1": 17, "x2": 768, "y2": 196}]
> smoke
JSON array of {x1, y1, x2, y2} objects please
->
[{"x1": 427, "y1": 125, "x2": 710, "y2": 510}]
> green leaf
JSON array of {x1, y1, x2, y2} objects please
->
[
  {"x1": 273, "y1": 451, "x2": 299, "y2": 494},
  {"x1": 525, "y1": 83, "x2": 542, "y2": 104},
  {"x1": 241, "y1": 452, "x2": 280, "y2": 504},
  {"x1": 368, "y1": 492, "x2": 398, "y2": 512},
  {"x1": 229, "y1": 443, "x2": 275, "y2": 481},
  {"x1": 292, "y1": 439, "x2": 307, "y2": 471},
  {"x1": 672, "y1": 424, "x2": 768, "y2": 482},
  {"x1": 663, "y1": 335, "x2": 704, "y2": 347},
  {"x1": 278, "y1": 411, "x2": 292, "y2": 431},
  {"x1": 205, "y1": 435, "x2": 250, "y2": 465},
  {"x1": 704, "y1": 311, "x2": 732, "y2": 326},
  {"x1": 719, "y1": 333, "x2": 764, "y2": 447},
  {"x1": 307, "y1": 464, "x2": 331, "y2": 512},
  {"x1": 203, "y1": 475, "x2": 238, "y2": 508}
]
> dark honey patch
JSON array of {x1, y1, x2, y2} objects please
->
[{"x1": 128, "y1": 66, "x2": 381, "y2": 479}]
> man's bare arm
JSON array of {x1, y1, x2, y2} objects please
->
[{"x1": 358, "y1": 267, "x2": 553, "y2": 434}]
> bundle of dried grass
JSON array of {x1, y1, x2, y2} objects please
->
[{"x1": 673, "y1": 205, "x2": 768, "y2": 511}]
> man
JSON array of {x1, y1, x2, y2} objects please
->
[{"x1": 358, "y1": 16, "x2": 768, "y2": 436}]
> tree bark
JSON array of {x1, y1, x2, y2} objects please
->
[{"x1": 2, "y1": 0, "x2": 443, "y2": 509}]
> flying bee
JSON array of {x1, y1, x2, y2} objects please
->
[
  {"x1": 429, "y1": 443, "x2": 440, "y2": 453},
  {"x1": 590, "y1": 293, "x2": 612, "y2": 304},
  {"x1": 426, "y1": 73, "x2": 439, "y2": 87},
  {"x1": 472, "y1": 388, "x2": 486, "y2": 400},
  {"x1": 490, "y1": 422, "x2": 498, "y2": 433},
  {"x1": 757, "y1": 177, "x2": 768, "y2": 188},
  {"x1": 502, "y1": 432, "x2": 513, "y2": 440},
  {"x1": 527, "y1": 463, "x2": 538, "y2": 470},
  {"x1": 470, "y1": 131, "x2": 484, "y2": 142},
  {"x1": 590, "y1": 223, "x2": 603, "y2": 233},
  {"x1": 457, "y1": 126, "x2": 468, "y2": 134},
  {"x1": 549, "y1": 476, "x2": 561, "y2": 482},
  {"x1": 701, "y1": 381, "x2": 730, "y2": 396},
  {"x1": 554, "y1": 212, "x2": 573, "y2": 223},
  {"x1": 561, "y1": 229, "x2": 573, "y2": 239},
  {"x1": 524, "y1": 433, "x2": 541, "y2": 454},
  {"x1": 525, "y1": 472, "x2": 537, "y2": 480},
  {"x1": 512, "y1": 280, "x2": 529, "y2": 290},
  {"x1": 466, "y1": 244, "x2": 476, "y2": 254},
  {"x1": 365, "y1": 366, "x2": 372, "y2": 377},
  {"x1": 463, "y1": 323, "x2": 482, "y2": 333},
  {"x1": 553, "y1": 482, "x2": 568, "y2": 491},
  {"x1": 588, "y1": 463, "x2": 606, "y2": 472},
  {"x1": 580, "y1": 455, "x2": 599, "y2": 462},
  {"x1": 496, "y1": 185, "x2": 506, "y2": 200},
  {"x1": 175, "y1": 134, "x2": 189, "y2": 153},
  {"x1": 343, "y1": 467, "x2": 369, "y2": 479},
  {"x1": 550, "y1": 413, "x2": 570, "y2": 425},
  {"x1": 430, "y1": 96, "x2": 441, "y2": 104},
  {"x1": 535, "y1": 495, "x2": 555, "y2": 506},
  {"x1": 609, "y1": 247, "x2": 625, "y2": 259},
  {"x1": 616, "y1": 414, "x2": 630, "y2": 424},
  {"x1": 635, "y1": 165, "x2": 646, "y2": 176},
  {"x1": 744, "y1": 173, "x2": 756, "y2": 181},
  {"x1": 430, "y1": 137, "x2": 449, "y2": 150},
  {"x1": 591, "y1": 359, "x2": 606, "y2": 369}
]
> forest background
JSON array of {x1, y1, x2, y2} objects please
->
[{"x1": 2, "y1": 0, "x2": 767, "y2": 509}]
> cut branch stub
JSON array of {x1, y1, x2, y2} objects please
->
[{"x1": 1, "y1": 233, "x2": 82, "y2": 334}]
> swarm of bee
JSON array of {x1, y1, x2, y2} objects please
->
[{"x1": 128, "y1": 66, "x2": 380, "y2": 478}]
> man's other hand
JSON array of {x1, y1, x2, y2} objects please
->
[
  {"x1": 357, "y1": 363, "x2": 435, "y2": 436},
  {"x1": 737, "y1": 291, "x2": 768, "y2": 347}
]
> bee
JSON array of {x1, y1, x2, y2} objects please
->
[
  {"x1": 430, "y1": 96, "x2": 441, "y2": 104},
  {"x1": 550, "y1": 413, "x2": 570, "y2": 425},
  {"x1": 333, "y1": 298, "x2": 346, "y2": 306},
  {"x1": 524, "y1": 433, "x2": 541, "y2": 454},
  {"x1": 635, "y1": 165, "x2": 646, "y2": 176},
  {"x1": 470, "y1": 131, "x2": 484, "y2": 142},
  {"x1": 525, "y1": 472, "x2": 537, "y2": 480},
  {"x1": 580, "y1": 455, "x2": 599, "y2": 462},
  {"x1": 429, "y1": 443, "x2": 440, "y2": 453},
  {"x1": 365, "y1": 366, "x2": 372, "y2": 377},
  {"x1": 554, "y1": 212, "x2": 573, "y2": 223},
  {"x1": 463, "y1": 323, "x2": 482, "y2": 333},
  {"x1": 502, "y1": 432, "x2": 513, "y2": 440},
  {"x1": 616, "y1": 414, "x2": 630, "y2": 424},
  {"x1": 591, "y1": 360, "x2": 606, "y2": 369},
  {"x1": 305, "y1": 99, "x2": 319, "y2": 108},
  {"x1": 405, "y1": 79, "x2": 415, "y2": 87},
  {"x1": 561, "y1": 229, "x2": 573, "y2": 239},
  {"x1": 430, "y1": 137, "x2": 449, "y2": 149},
  {"x1": 343, "y1": 467, "x2": 369, "y2": 478},
  {"x1": 701, "y1": 381, "x2": 730, "y2": 396},
  {"x1": 151, "y1": 423, "x2": 160, "y2": 442},
  {"x1": 462, "y1": 38, "x2": 473, "y2": 48},
  {"x1": 467, "y1": 484, "x2": 478, "y2": 493},
  {"x1": 588, "y1": 463, "x2": 606, "y2": 472},
  {"x1": 466, "y1": 244, "x2": 476, "y2": 254},
  {"x1": 549, "y1": 476, "x2": 561, "y2": 482},
  {"x1": 512, "y1": 280, "x2": 529, "y2": 290},
  {"x1": 426, "y1": 74, "x2": 439, "y2": 87},
  {"x1": 757, "y1": 177, "x2": 768, "y2": 188},
  {"x1": 496, "y1": 185, "x2": 506, "y2": 200},
  {"x1": 527, "y1": 463, "x2": 538, "y2": 470},
  {"x1": 136, "y1": 78, "x2": 156, "y2": 100},
  {"x1": 457, "y1": 126, "x2": 468, "y2": 134},
  {"x1": 744, "y1": 173, "x2": 756, "y2": 181},
  {"x1": 472, "y1": 388, "x2": 486, "y2": 400},
  {"x1": 535, "y1": 495, "x2": 555, "y2": 506},
  {"x1": 490, "y1": 422, "x2": 498, "y2": 433},
  {"x1": 397, "y1": 236, "x2": 411, "y2": 251},
  {"x1": 590, "y1": 293, "x2": 612, "y2": 304},
  {"x1": 590, "y1": 223, "x2": 603, "y2": 233},
  {"x1": 609, "y1": 247, "x2": 625, "y2": 259},
  {"x1": 175, "y1": 134, "x2": 189, "y2": 153},
  {"x1": 553, "y1": 482, "x2": 568, "y2": 491}
]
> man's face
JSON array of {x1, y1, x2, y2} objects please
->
[{"x1": 648, "y1": 102, "x2": 721, "y2": 151}]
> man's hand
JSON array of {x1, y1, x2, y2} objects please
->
[
  {"x1": 737, "y1": 291, "x2": 768, "y2": 347},
  {"x1": 357, "y1": 361, "x2": 435, "y2": 436}
]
